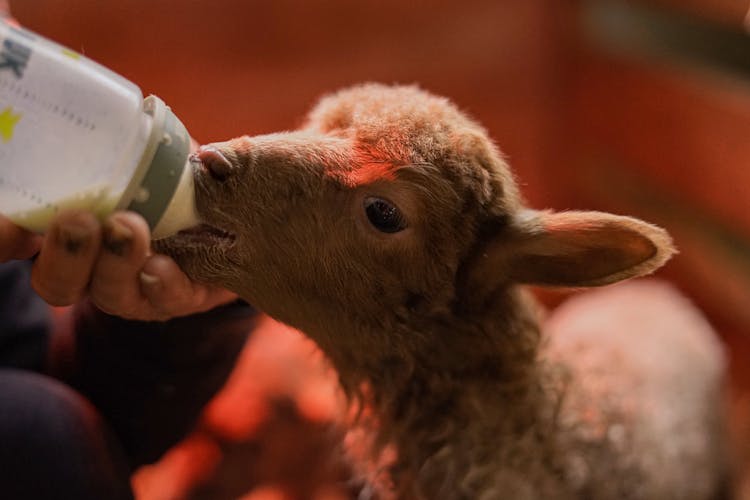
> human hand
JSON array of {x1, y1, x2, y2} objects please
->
[
  {"x1": 0, "y1": 215, "x2": 43, "y2": 262},
  {"x1": 30, "y1": 210, "x2": 237, "y2": 321}
]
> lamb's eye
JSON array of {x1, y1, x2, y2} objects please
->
[{"x1": 364, "y1": 197, "x2": 406, "y2": 233}]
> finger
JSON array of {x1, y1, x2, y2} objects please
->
[
  {"x1": 31, "y1": 210, "x2": 101, "y2": 306},
  {"x1": 139, "y1": 254, "x2": 208, "y2": 318},
  {"x1": 140, "y1": 255, "x2": 236, "y2": 317},
  {"x1": 0, "y1": 215, "x2": 42, "y2": 262},
  {"x1": 89, "y1": 211, "x2": 151, "y2": 316}
]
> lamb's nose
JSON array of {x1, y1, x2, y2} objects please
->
[{"x1": 193, "y1": 146, "x2": 234, "y2": 181}]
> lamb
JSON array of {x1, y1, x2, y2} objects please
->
[{"x1": 156, "y1": 83, "x2": 728, "y2": 499}]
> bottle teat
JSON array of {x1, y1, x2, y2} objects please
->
[{"x1": 151, "y1": 160, "x2": 199, "y2": 239}]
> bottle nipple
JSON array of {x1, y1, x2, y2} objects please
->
[{"x1": 151, "y1": 160, "x2": 199, "y2": 239}]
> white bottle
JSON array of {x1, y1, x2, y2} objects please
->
[{"x1": 0, "y1": 18, "x2": 199, "y2": 239}]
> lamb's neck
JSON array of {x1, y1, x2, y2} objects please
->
[{"x1": 314, "y1": 288, "x2": 561, "y2": 496}]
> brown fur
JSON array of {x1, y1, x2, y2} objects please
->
[{"x1": 156, "y1": 84, "x2": 726, "y2": 499}]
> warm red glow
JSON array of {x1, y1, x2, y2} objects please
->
[
  {"x1": 132, "y1": 316, "x2": 344, "y2": 498},
  {"x1": 346, "y1": 161, "x2": 398, "y2": 187},
  {"x1": 132, "y1": 433, "x2": 221, "y2": 500},
  {"x1": 335, "y1": 146, "x2": 400, "y2": 187}
]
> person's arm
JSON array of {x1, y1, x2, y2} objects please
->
[
  {"x1": 70, "y1": 296, "x2": 257, "y2": 468},
  {"x1": 0, "y1": 260, "x2": 51, "y2": 371}
]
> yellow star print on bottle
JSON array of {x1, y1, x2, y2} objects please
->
[{"x1": 0, "y1": 106, "x2": 20, "y2": 143}]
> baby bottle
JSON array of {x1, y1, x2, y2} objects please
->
[{"x1": 0, "y1": 18, "x2": 199, "y2": 239}]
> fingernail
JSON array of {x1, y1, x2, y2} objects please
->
[
  {"x1": 140, "y1": 272, "x2": 160, "y2": 288},
  {"x1": 103, "y1": 218, "x2": 133, "y2": 257},
  {"x1": 58, "y1": 222, "x2": 92, "y2": 255}
]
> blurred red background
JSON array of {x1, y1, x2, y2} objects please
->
[{"x1": 11, "y1": 0, "x2": 750, "y2": 498}]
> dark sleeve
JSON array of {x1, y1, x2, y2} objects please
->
[
  {"x1": 69, "y1": 297, "x2": 257, "y2": 469},
  {"x1": 0, "y1": 260, "x2": 52, "y2": 371}
]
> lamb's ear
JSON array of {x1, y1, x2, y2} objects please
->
[{"x1": 467, "y1": 210, "x2": 675, "y2": 291}]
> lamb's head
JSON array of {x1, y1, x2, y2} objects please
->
[{"x1": 159, "y1": 83, "x2": 674, "y2": 341}]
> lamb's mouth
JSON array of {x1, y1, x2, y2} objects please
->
[{"x1": 168, "y1": 223, "x2": 236, "y2": 249}]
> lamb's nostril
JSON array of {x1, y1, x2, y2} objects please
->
[{"x1": 194, "y1": 146, "x2": 234, "y2": 182}]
